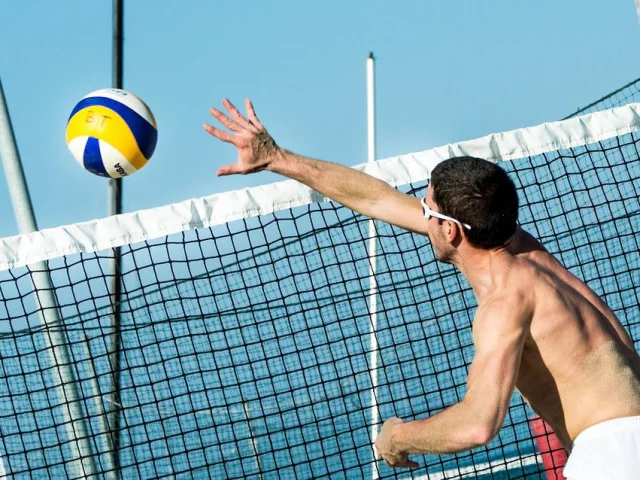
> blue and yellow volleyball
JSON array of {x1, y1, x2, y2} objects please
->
[{"x1": 66, "y1": 88, "x2": 157, "y2": 178}]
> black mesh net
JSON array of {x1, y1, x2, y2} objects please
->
[
  {"x1": 1, "y1": 124, "x2": 639, "y2": 479},
  {"x1": 564, "y1": 77, "x2": 640, "y2": 119}
]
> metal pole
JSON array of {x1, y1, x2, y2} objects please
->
[
  {"x1": 108, "y1": 0, "x2": 124, "y2": 477},
  {"x1": 0, "y1": 77, "x2": 98, "y2": 478},
  {"x1": 366, "y1": 52, "x2": 381, "y2": 480},
  {"x1": 80, "y1": 330, "x2": 117, "y2": 476}
]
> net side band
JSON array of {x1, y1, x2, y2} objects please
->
[{"x1": 2, "y1": 102, "x2": 640, "y2": 271}]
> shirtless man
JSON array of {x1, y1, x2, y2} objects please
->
[{"x1": 204, "y1": 98, "x2": 640, "y2": 479}]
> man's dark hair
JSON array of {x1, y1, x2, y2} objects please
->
[{"x1": 430, "y1": 156, "x2": 519, "y2": 249}]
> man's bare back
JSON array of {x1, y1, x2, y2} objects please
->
[{"x1": 503, "y1": 227, "x2": 640, "y2": 450}]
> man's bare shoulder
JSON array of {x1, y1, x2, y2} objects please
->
[
  {"x1": 509, "y1": 227, "x2": 569, "y2": 280},
  {"x1": 492, "y1": 254, "x2": 541, "y2": 299},
  {"x1": 509, "y1": 227, "x2": 549, "y2": 256},
  {"x1": 476, "y1": 275, "x2": 534, "y2": 331}
]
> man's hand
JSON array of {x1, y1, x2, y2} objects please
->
[
  {"x1": 204, "y1": 98, "x2": 281, "y2": 176},
  {"x1": 374, "y1": 417, "x2": 420, "y2": 469}
]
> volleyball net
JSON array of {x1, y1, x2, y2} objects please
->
[
  {"x1": 1, "y1": 104, "x2": 640, "y2": 479},
  {"x1": 564, "y1": 76, "x2": 640, "y2": 118}
]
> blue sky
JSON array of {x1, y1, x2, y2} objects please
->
[{"x1": 1, "y1": 0, "x2": 639, "y2": 240}]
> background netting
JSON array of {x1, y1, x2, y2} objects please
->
[
  {"x1": 564, "y1": 76, "x2": 640, "y2": 118},
  {"x1": 1, "y1": 107, "x2": 640, "y2": 479}
]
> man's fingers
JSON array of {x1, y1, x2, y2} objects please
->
[
  {"x1": 216, "y1": 163, "x2": 244, "y2": 176},
  {"x1": 222, "y1": 98, "x2": 258, "y2": 132},
  {"x1": 245, "y1": 98, "x2": 264, "y2": 130},
  {"x1": 404, "y1": 459, "x2": 420, "y2": 469},
  {"x1": 209, "y1": 107, "x2": 242, "y2": 132},
  {"x1": 203, "y1": 123, "x2": 236, "y2": 144},
  {"x1": 383, "y1": 456, "x2": 420, "y2": 469}
]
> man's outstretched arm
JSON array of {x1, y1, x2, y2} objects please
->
[
  {"x1": 375, "y1": 293, "x2": 532, "y2": 468},
  {"x1": 204, "y1": 98, "x2": 430, "y2": 236}
]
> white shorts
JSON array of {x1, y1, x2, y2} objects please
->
[{"x1": 563, "y1": 416, "x2": 640, "y2": 480}]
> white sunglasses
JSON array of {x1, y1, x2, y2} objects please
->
[{"x1": 421, "y1": 197, "x2": 471, "y2": 230}]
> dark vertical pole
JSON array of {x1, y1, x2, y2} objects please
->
[{"x1": 109, "y1": 0, "x2": 123, "y2": 477}]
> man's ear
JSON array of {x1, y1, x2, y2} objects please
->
[{"x1": 446, "y1": 221, "x2": 462, "y2": 245}]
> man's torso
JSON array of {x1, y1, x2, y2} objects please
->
[{"x1": 479, "y1": 228, "x2": 640, "y2": 450}]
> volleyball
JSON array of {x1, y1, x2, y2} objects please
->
[{"x1": 65, "y1": 88, "x2": 157, "y2": 178}]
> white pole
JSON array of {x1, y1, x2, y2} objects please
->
[
  {"x1": 243, "y1": 402, "x2": 263, "y2": 479},
  {"x1": 0, "y1": 77, "x2": 98, "y2": 478},
  {"x1": 366, "y1": 52, "x2": 380, "y2": 480},
  {"x1": 636, "y1": 0, "x2": 640, "y2": 27},
  {"x1": 0, "y1": 450, "x2": 5, "y2": 480}
]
